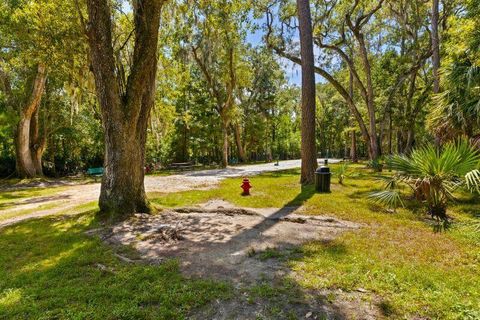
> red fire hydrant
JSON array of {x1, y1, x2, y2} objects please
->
[{"x1": 241, "y1": 177, "x2": 252, "y2": 195}]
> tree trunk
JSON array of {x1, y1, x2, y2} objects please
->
[
  {"x1": 404, "y1": 127, "x2": 415, "y2": 154},
  {"x1": 15, "y1": 64, "x2": 47, "y2": 178},
  {"x1": 220, "y1": 114, "x2": 229, "y2": 168},
  {"x1": 31, "y1": 143, "x2": 46, "y2": 176},
  {"x1": 387, "y1": 116, "x2": 392, "y2": 155},
  {"x1": 16, "y1": 117, "x2": 37, "y2": 178},
  {"x1": 233, "y1": 122, "x2": 247, "y2": 162},
  {"x1": 396, "y1": 130, "x2": 401, "y2": 153},
  {"x1": 266, "y1": 145, "x2": 273, "y2": 162},
  {"x1": 350, "y1": 130, "x2": 358, "y2": 163},
  {"x1": 99, "y1": 126, "x2": 149, "y2": 215},
  {"x1": 348, "y1": 71, "x2": 358, "y2": 163},
  {"x1": 86, "y1": 0, "x2": 163, "y2": 219},
  {"x1": 30, "y1": 108, "x2": 47, "y2": 175},
  {"x1": 344, "y1": 132, "x2": 349, "y2": 159},
  {"x1": 432, "y1": 0, "x2": 440, "y2": 94},
  {"x1": 297, "y1": 0, "x2": 317, "y2": 184},
  {"x1": 355, "y1": 32, "x2": 380, "y2": 160},
  {"x1": 432, "y1": 0, "x2": 442, "y2": 147}
]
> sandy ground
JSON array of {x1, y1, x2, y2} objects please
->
[
  {"x1": 0, "y1": 159, "x2": 340, "y2": 227},
  {"x1": 98, "y1": 200, "x2": 382, "y2": 320}
]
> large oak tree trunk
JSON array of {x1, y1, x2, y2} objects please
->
[
  {"x1": 99, "y1": 124, "x2": 149, "y2": 215},
  {"x1": 86, "y1": 0, "x2": 163, "y2": 219},
  {"x1": 15, "y1": 64, "x2": 47, "y2": 178},
  {"x1": 16, "y1": 118, "x2": 37, "y2": 178},
  {"x1": 297, "y1": 0, "x2": 317, "y2": 184}
]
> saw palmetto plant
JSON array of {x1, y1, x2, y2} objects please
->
[{"x1": 370, "y1": 139, "x2": 480, "y2": 221}]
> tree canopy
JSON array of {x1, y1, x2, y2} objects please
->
[{"x1": 0, "y1": 0, "x2": 479, "y2": 213}]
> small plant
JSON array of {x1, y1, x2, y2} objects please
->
[
  {"x1": 336, "y1": 163, "x2": 349, "y2": 185},
  {"x1": 369, "y1": 138, "x2": 480, "y2": 221},
  {"x1": 367, "y1": 158, "x2": 384, "y2": 172}
]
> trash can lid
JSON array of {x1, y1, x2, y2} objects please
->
[{"x1": 316, "y1": 166, "x2": 330, "y2": 173}]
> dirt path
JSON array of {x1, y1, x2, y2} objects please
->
[
  {"x1": 0, "y1": 159, "x2": 341, "y2": 227},
  {"x1": 0, "y1": 175, "x2": 216, "y2": 228}
]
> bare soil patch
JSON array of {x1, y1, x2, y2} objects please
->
[
  {"x1": 100, "y1": 200, "x2": 384, "y2": 319},
  {"x1": 107, "y1": 204, "x2": 359, "y2": 283}
]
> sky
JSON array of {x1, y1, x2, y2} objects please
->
[
  {"x1": 245, "y1": 25, "x2": 302, "y2": 86},
  {"x1": 245, "y1": 21, "x2": 324, "y2": 87}
]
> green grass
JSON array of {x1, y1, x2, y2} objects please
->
[
  {"x1": 149, "y1": 169, "x2": 319, "y2": 208},
  {"x1": 0, "y1": 198, "x2": 100, "y2": 224},
  {"x1": 0, "y1": 211, "x2": 230, "y2": 319},
  {"x1": 0, "y1": 202, "x2": 61, "y2": 223},
  {"x1": 149, "y1": 164, "x2": 480, "y2": 319}
]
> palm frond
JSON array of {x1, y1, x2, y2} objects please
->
[
  {"x1": 447, "y1": 138, "x2": 480, "y2": 176},
  {"x1": 368, "y1": 190, "x2": 404, "y2": 210},
  {"x1": 465, "y1": 169, "x2": 480, "y2": 193}
]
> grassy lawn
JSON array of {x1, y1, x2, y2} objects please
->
[
  {"x1": 0, "y1": 202, "x2": 61, "y2": 223},
  {"x1": 149, "y1": 169, "x2": 320, "y2": 208},
  {"x1": 0, "y1": 201, "x2": 107, "y2": 224},
  {"x1": 150, "y1": 164, "x2": 480, "y2": 319},
  {"x1": 0, "y1": 206, "x2": 230, "y2": 319},
  {"x1": 0, "y1": 165, "x2": 479, "y2": 319}
]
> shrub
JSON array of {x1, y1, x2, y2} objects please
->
[{"x1": 369, "y1": 139, "x2": 480, "y2": 221}]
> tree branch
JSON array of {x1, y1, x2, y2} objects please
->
[{"x1": 271, "y1": 46, "x2": 371, "y2": 144}]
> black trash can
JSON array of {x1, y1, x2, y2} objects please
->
[{"x1": 315, "y1": 166, "x2": 331, "y2": 192}]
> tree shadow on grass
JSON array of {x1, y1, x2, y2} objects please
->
[
  {"x1": 201, "y1": 238, "x2": 386, "y2": 319},
  {"x1": 0, "y1": 194, "x2": 72, "y2": 210},
  {"x1": 190, "y1": 240, "x2": 354, "y2": 320},
  {"x1": 0, "y1": 213, "x2": 229, "y2": 319},
  {"x1": 229, "y1": 184, "x2": 316, "y2": 236},
  {"x1": 285, "y1": 183, "x2": 316, "y2": 207},
  {"x1": 177, "y1": 184, "x2": 377, "y2": 319}
]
